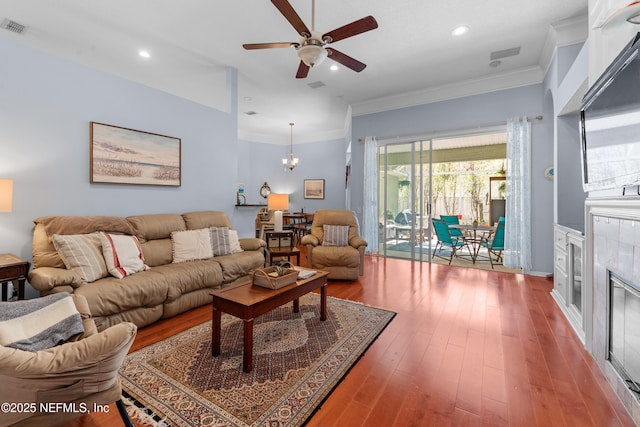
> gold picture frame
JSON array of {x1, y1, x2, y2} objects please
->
[{"x1": 90, "y1": 122, "x2": 181, "y2": 187}]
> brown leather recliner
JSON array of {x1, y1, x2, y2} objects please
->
[
  {"x1": 301, "y1": 209, "x2": 367, "y2": 280},
  {"x1": 0, "y1": 294, "x2": 137, "y2": 426}
]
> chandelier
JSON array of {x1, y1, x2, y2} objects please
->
[{"x1": 282, "y1": 122, "x2": 299, "y2": 171}]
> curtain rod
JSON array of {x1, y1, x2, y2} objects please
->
[{"x1": 357, "y1": 115, "x2": 543, "y2": 143}]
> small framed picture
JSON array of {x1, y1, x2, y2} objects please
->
[{"x1": 304, "y1": 179, "x2": 325, "y2": 199}]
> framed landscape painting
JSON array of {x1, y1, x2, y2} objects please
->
[
  {"x1": 304, "y1": 179, "x2": 325, "y2": 199},
  {"x1": 90, "y1": 122, "x2": 181, "y2": 187}
]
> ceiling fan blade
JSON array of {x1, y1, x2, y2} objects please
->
[
  {"x1": 271, "y1": 0, "x2": 311, "y2": 37},
  {"x1": 322, "y1": 16, "x2": 378, "y2": 43},
  {"x1": 243, "y1": 42, "x2": 299, "y2": 50},
  {"x1": 296, "y1": 61, "x2": 310, "y2": 79},
  {"x1": 326, "y1": 48, "x2": 366, "y2": 72}
]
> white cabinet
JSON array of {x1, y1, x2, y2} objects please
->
[{"x1": 552, "y1": 225, "x2": 585, "y2": 343}]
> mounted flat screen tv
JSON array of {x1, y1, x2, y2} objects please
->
[{"x1": 581, "y1": 32, "x2": 640, "y2": 192}]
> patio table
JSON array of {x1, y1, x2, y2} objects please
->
[{"x1": 448, "y1": 223, "x2": 495, "y2": 263}]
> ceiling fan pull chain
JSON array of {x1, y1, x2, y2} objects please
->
[{"x1": 311, "y1": 0, "x2": 315, "y2": 31}]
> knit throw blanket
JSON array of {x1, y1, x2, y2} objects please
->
[{"x1": 0, "y1": 293, "x2": 84, "y2": 352}]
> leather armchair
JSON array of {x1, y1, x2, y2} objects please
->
[
  {"x1": 0, "y1": 294, "x2": 137, "y2": 426},
  {"x1": 301, "y1": 209, "x2": 367, "y2": 280}
]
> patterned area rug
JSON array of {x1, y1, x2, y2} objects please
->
[{"x1": 119, "y1": 293, "x2": 395, "y2": 426}]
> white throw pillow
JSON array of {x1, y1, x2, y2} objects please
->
[
  {"x1": 210, "y1": 227, "x2": 232, "y2": 256},
  {"x1": 322, "y1": 225, "x2": 350, "y2": 247},
  {"x1": 229, "y1": 229, "x2": 243, "y2": 254},
  {"x1": 171, "y1": 229, "x2": 213, "y2": 263},
  {"x1": 99, "y1": 232, "x2": 149, "y2": 279},
  {"x1": 52, "y1": 233, "x2": 108, "y2": 283}
]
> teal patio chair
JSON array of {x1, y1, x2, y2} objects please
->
[
  {"x1": 440, "y1": 215, "x2": 463, "y2": 237},
  {"x1": 480, "y1": 217, "x2": 505, "y2": 268},
  {"x1": 431, "y1": 218, "x2": 471, "y2": 264}
]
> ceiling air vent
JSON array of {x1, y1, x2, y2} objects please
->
[
  {"x1": 307, "y1": 81, "x2": 325, "y2": 89},
  {"x1": 490, "y1": 47, "x2": 520, "y2": 61},
  {"x1": 1, "y1": 19, "x2": 27, "y2": 35}
]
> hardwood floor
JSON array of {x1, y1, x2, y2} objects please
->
[{"x1": 68, "y1": 255, "x2": 635, "y2": 426}]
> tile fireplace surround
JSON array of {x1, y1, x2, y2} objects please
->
[{"x1": 586, "y1": 197, "x2": 640, "y2": 424}]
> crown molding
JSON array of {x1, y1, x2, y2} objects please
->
[
  {"x1": 351, "y1": 66, "x2": 544, "y2": 117},
  {"x1": 540, "y1": 14, "x2": 588, "y2": 77}
]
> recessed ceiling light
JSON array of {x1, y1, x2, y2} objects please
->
[
  {"x1": 489, "y1": 60, "x2": 501, "y2": 68},
  {"x1": 330, "y1": 64, "x2": 338, "y2": 71},
  {"x1": 452, "y1": 26, "x2": 469, "y2": 36},
  {"x1": 138, "y1": 50, "x2": 151, "y2": 59}
]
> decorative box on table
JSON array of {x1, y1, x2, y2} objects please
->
[{"x1": 252, "y1": 266, "x2": 298, "y2": 289}]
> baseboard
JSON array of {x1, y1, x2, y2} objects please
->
[{"x1": 525, "y1": 270, "x2": 553, "y2": 277}]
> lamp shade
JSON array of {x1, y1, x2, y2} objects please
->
[
  {"x1": 0, "y1": 179, "x2": 13, "y2": 212},
  {"x1": 267, "y1": 193, "x2": 289, "y2": 211},
  {"x1": 268, "y1": 193, "x2": 289, "y2": 232}
]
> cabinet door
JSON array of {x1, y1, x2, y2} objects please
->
[
  {"x1": 554, "y1": 268, "x2": 567, "y2": 302},
  {"x1": 568, "y1": 234, "x2": 584, "y2": 315}
]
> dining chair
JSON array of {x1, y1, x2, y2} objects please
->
[
  {"x1": 431, "y1": 218, "x2": 471, "y2": 264},
  {"x1": 293, "y1": 213, "x2": 314, "y2": 245},
  {"x1": 479, "y1": 217, "x2": 505, "y2": 268}
]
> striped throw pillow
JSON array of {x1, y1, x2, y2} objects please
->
[
  {"x1": 99, "y1": 232, "x2": 150, "y2": 279},
  {"x1": 52, "y1": 233, "x2": 108, "y2": 283},
  {"x1": 210, "y1": 227, "x2": 232, "y2": 256},
  {"x1": 322, "y1": 225, "x2": 350, "y2": 246}
]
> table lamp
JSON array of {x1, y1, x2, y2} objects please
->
[
  {"x1": 268, "y1": 193, "x2": 289, "y2": 232},
  {"x1": 0, "y1": 179, "x2": 13, "y2": 212}
]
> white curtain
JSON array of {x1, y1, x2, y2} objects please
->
[
  {"x1": 504, "y1": 117, "x2": 532, "y2": 270},
  {"x1": 363, "y1": 136, "x2": 379, "y2": 254}
]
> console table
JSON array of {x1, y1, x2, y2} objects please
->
[{"x1": 0, "y1": 253, "x2": 30, "y2": 301}]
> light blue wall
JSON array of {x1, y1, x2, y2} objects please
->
[
  {"x1": 0, "y1": 35, "x2": 351, "y2": 291},
  {"x1": 351, "y1": 85, "x2": 555, "y2": 274},
  {"x1": 234, "y1": 138, "x2": 347, "y2": 238},
  {"x1": 0, "y1": 37, "x2": 238, "y2": 297},
  {"x1": 544, "y1": 42, "x2": 588, "y2": 234}
]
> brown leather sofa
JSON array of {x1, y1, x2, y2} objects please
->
[
  {"x1": 28, "y1": 211, "x2": 265, "y2": 331},
  {"x1": 0, "y1": 294, "x2": 136, "y2": 426},
  {"x1": 301, "y1": 209, "x2": 367, "y2": 280}
]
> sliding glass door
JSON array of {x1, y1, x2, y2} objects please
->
[
  {"x1": 378, "y1": 140, "x2": 432, "y2": 262},
  {"x1": 376, "y1": 130, "x2": 506, "y2": 263}
]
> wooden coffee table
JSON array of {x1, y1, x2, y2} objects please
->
[{"x1": 210, "y1": 270, "x2": 329, "y2": 373}]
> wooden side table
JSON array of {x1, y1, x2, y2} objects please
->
[
  {"x1": 0, "y1": 253, "x2": 30, "y2": 301},
  {"x1": 265, "y1": 247, "x2": 301, "y2": 267}
]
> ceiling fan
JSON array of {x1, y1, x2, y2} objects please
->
[{"x1": 243, "y1": 0, "x2": 378, "y2": 78}]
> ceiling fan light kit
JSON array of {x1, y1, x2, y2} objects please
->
[
  {"x1": 298, "y1": 43, "x2": 327, "y2": 67},
  {"x1": 243, "y1": 0, "x2": 377, "y2": 78}
]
